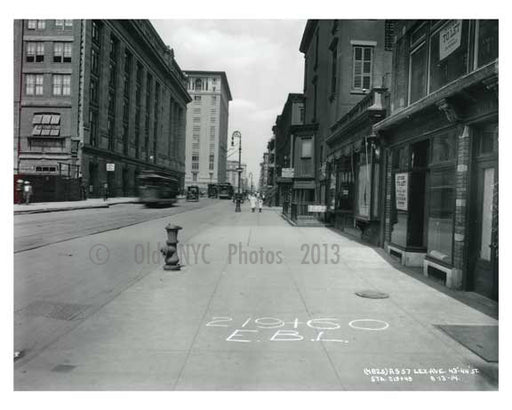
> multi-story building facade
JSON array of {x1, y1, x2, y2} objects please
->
[
  {"x1": 14, "y1": 19, "x2": 82, "y2": 201},
  {"x1": 322, "y1": 20, "x2": 393, "y2": 243},
  {"x1": 291, "y1": 20, "x2": 393, "y2": 225},
  {"x1": 271, "y1": 93, "x2": 305, "y2": 206},
  {"x1": 374, "y1": 20, "x2": 498, "y2": 299},
  {"x1": 184, "y1": 71, "x2": 232, "y2": 190},
  {"x1": 258, "y1": 152, "x2": 269, "y2": 192},
  {"x1": 14, "y1": 19, "x2": 190, "y2": 201}
]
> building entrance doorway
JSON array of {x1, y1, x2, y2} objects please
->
[{"x1": 469, "y1": 124, "x2": 498, "y2": 300}]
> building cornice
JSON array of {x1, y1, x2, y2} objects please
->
[
  {"x1": 183, "y1": 70, "x2": 233, "y2": 101},
  {"x1": 119, "y1": 20, "x2": 191, "y2": 104},
  {"x1": 299, "y1": 20, "x2": 318, "y2": 54}
]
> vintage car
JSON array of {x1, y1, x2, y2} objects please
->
[{"x1": 186, "y1": 185, "x2": 200, "y2": 202}]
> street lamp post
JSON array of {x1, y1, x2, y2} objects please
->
[
  {"x1": 231, "y1": 131, "x2": 242, "y2": 212},
  {"x1": 248, "y1": 172, "x2": 253, "y2": 194}
]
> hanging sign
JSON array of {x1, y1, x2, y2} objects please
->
[
  {"x1": 395, "y1": 173, "x2": 408, "y2": 211},
  {"x1": 439, "y1": 20, "x2": 462, "y2": 61},
  {"x1": 308, "y1": 205, "x2": 326, "y2": 213}
]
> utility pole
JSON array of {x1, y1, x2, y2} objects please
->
[{"x1": 231, "y1": 131, "x2": 242, "y2": 212}]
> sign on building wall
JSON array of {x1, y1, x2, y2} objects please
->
[
  {"x1": 308, "y1": 205, "x2": 326, "y2": 213},
  {"x1": 439, "y1": 20, "x2": 462, "y2": 61},
  {"x1": 106, "y1": 163, "x2": 115, "y2": 172},
  {"x1": 282, "y1": 168, "x2": 294, "y2": 178},
  {"x1": 395, "y1": 172, "x2": 408, "y2": 211}
]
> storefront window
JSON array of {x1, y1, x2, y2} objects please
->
[
  {"x1": 391, "y1": 212, "x2": 408, "y2": 247},
  {"x1": 391, "y1": 147, "x2": 409, "y2": 247},
  {"x1": 476, "y1": 20, "x2": 498, "y2": 68},
  {"x1": 427, "y1": 168, "x2": 455, "y2": 263},
  {"x1": 372, "y1": 161, "x2": 380, "y2": 219},
  {"x1": 431, "y1": 133, "x2": 456, "y2": 163},
  {"x1": 356, "y1": 162, "x2": 371, "y2": 218},
  {"x1": 336, "y1": 156, "x2": 354, "y2": 211},
  {"x1": 429, "y1": 20, "x2": 469, "y2": 93},
  {"x1": 409, "y1": 44, "x2": 427, "y2": 103}
]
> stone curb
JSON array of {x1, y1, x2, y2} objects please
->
[{"x1": 14, "y1": 200, "x2": 140, "y2": 215}]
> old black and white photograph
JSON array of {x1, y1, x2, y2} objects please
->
[{"x1": 4, "y1": 0, "x2": 509, "y2": 407}]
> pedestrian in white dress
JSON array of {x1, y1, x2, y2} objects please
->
[{"x1": 249, "y1": 194, "x2": 256, "y2": 213}]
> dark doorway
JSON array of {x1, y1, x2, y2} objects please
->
[{"x1": 469, "y1": 124, "x2": 498, "y2": 300}]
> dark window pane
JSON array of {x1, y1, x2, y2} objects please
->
[
  {"x1": 427, "y1": 168, "x2": 455, "y2": 262},
  {"x1": 431, "y1": 133, "x2": 456, "y2": 163},
  {"x1": 477, "y1": 20, "x2": 498, "y2": 67},
  {"x1": 429, "y1": 20, "x2": 469, "y2": 93},
  {"x1": 410, "y1": 44, "x2": 427, "y2": 103}
]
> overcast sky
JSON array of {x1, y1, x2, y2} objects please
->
[{"x1": 151, "y1": 19, "x2": 306, "y2": 184}]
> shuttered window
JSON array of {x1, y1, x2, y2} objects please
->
[{"x1": 352, "y1": 46, "x2": 373, "y2": 91}]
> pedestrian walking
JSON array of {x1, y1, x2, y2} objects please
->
[
  {"x1": 15, "y1": 179, "x2": 24, "y2": 204},
  {"x1": 258, "y1": 193, "x2": 263, "y2": 213},
  {"x1": 249, "y1": 193, "x2": 256, "y2": 213},
  {"x1": 23, "y1": 181, "x2": 33, "y2": 205},
  {"x1": 103, "y1": 182, "x2": 109, "y2": 201}
]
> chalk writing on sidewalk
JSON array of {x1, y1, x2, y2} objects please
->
[
  {"x1": 205, "y1": 316, "x2": 390, "y2": 343},
  {"x1": 363, "y1": 366, "x2": 481, "y2": 384}
]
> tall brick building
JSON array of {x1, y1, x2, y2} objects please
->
[
  {"x1": 374, "y1": 20, "x2": 498, "y2": 299},
  {"x1": 14, "y1": 19, "x2": 190, "y2": 201}
]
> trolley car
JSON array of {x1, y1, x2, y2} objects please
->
[{"x1": 138, "y1": 170, "x2": 179, "y2": 207}]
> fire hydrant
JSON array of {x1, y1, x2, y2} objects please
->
[{"x1": 160, "y1": 222, "x2": 182, "y2": 271}]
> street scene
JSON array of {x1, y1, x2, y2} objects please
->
[
  {"x1": 12, "y1": 15, "x2": 499, "y2": 393},
  {"x1": 14, "y1": 199, "x2": 498, "y2": 390}
]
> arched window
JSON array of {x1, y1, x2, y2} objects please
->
[{"x1": 195, "y1": 78, "x2": 202, "y2": 91}]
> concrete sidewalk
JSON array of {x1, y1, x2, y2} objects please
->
[
  {"x1": 14, "y1": 203, "x2": 498, "y2": 390},
  {"x1": 13, "y1": 197, "x2": 140, "y2": 215}
]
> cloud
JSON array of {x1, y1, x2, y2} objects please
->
[{"x1": 152, "y1": 19, "x2": 306, "y2": 179}]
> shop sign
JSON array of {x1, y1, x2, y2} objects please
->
[
  {"x1": 308, "y1": 205, "x2": 326, "y2": 213},
  {"x1": 282, "y1": 168, "x2": 294, "y2": 178},
  {"x1": 106, "y1": 163, "x2": 115, "y2": 172},
  {"x1": 395, "y1": 172, "x2": 408, "y2": 211},
  {"x1": 439, "y1": 20, "x2": 462, "y2": 61}
]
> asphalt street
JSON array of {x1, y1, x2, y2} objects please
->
[
  {"x1": 13, "y1": 199, "x2": 499, "y2": 390},
  {"x1": 14, "y1": 198, "x2": 215, "y2": 253}
]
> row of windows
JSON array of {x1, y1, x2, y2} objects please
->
[
  {"x1": 407, "y1": 20, "x2": 498, "y2": 105},
  {"x1": 188, "y1": 77, "x2": 218, "y2": 92},
  {"x1": 25, "y1": 41, "x2": 72, "y2": 63},
  {"x1": 25, "y1": 74, "x2": 71, "y2": 96},
  {"x1": 27, "y1": 20, "x2": 73, "y2": 30},
  {"x1": 32, "y1": 113, "x2": 61, "y2": 136}
]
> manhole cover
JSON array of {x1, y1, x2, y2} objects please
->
[
  {"x1": 355, "y1": 290, "x2": 389, "y2": 299},
  {"x1": 22, "y1": 301, "x2": 92, "y2": 321}
]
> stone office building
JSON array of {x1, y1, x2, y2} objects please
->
[
  {"x1": 14, "y1": 19, "x2": 190, "y2": 201},
  {"x1": 374, "y1": 20, "x2": 498, "y2": 300},
  {"x1": 183, "y1": 71, "x2": 232, "y2": 189}
]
